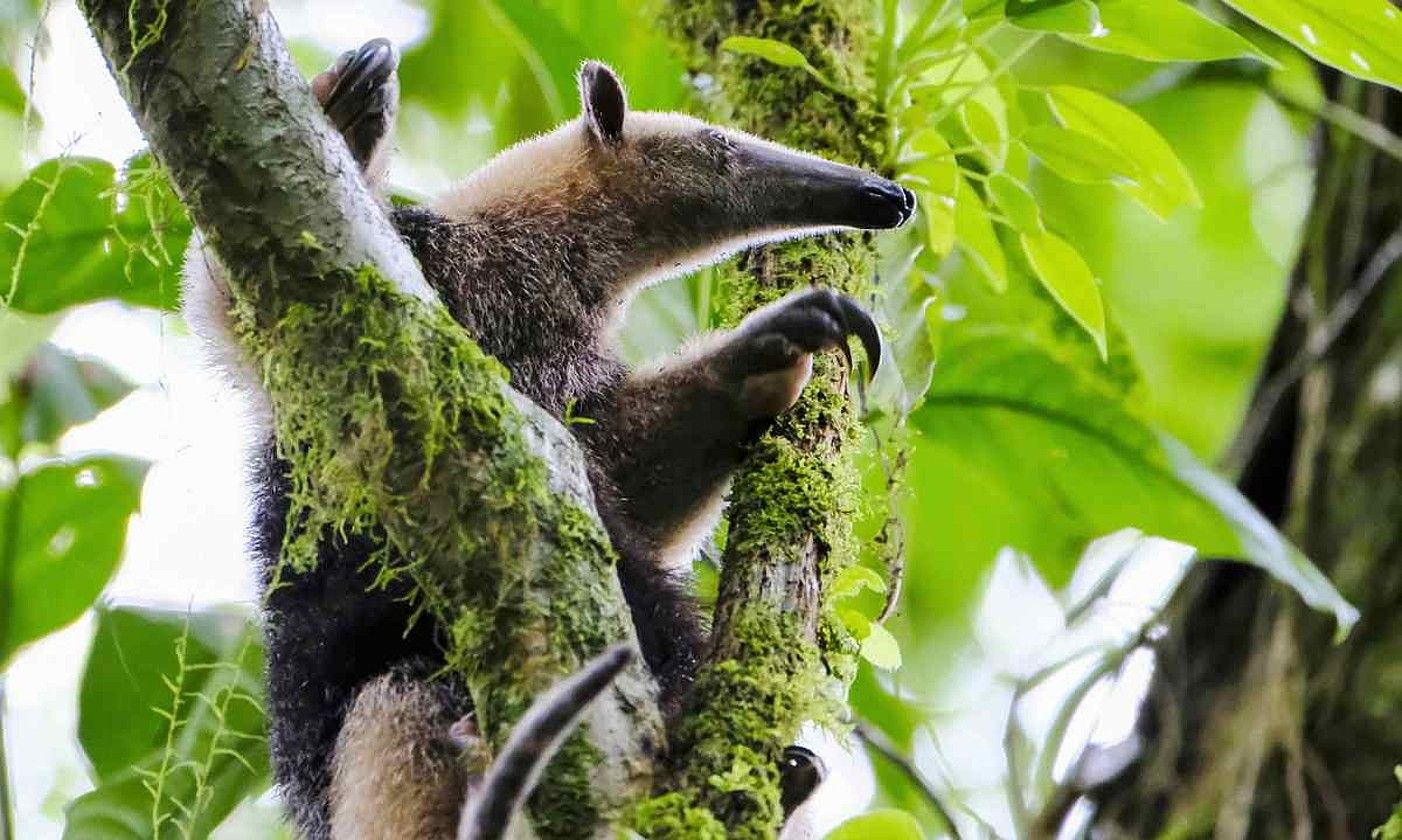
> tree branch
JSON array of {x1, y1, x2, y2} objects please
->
[{"x1": 78, "y1": 1, "x2": 663, "y2": 834}]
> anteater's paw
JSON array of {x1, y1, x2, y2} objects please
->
[
  {"x1": 311, "y1": 38, "x2": 399, "y2": 170},
  {"x1": 721, "y1": 287, "x2": 882, "y2": 418}
]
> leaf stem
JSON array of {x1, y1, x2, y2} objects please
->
[
  {"x1": 1269, "y1": 84, "x2": 1402, "y2": 165},
  {"x1": 855, "y1": 721, "x2": 964, "y2": 840}
]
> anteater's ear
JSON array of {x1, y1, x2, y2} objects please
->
[{"x1": 579, "y1": 61, "x2": 627, "y2": 145}]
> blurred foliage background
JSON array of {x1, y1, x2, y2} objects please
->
[{"x1": 0, "y1": 0, "x2": 1398, "y2": 837}]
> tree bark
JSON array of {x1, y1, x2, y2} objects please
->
[
  {"x1": 1090, "y1": 78, "x2": 1402, "y2": 839},
  {"x1": 77, "y1": 2, "x2": 664, "y2": 836}
]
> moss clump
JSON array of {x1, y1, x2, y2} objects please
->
[
  {"x1": 230, "y1": 257, "x2": 650, "y2": 837},
  {"x1": 632, "y1": 793, "x2": 727, "y2": 840},
  {"x1": 636, "y1": 607, "x2": 832, "y2": 839}
]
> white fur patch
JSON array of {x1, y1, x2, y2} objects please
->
[{"x1": 180, "y1": 233, "x2": 272, "y2": 427}]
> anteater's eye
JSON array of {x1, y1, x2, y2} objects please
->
[{"x1": 706, "y1": 129, "x2": 737, "y2": 153}]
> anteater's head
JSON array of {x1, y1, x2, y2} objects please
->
[{"x1": 437, "y1": 61, "x2": 915, "y2": 287}]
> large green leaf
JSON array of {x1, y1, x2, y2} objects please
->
[
  {"x1": 0, "y1": 156, "x2": 188, "y2": 314},
  {"x1": 67, "y1": 605, "x2": 268, "y2": 839},
  {"x1": 1067, "y1": 0, "x2": 1270, "y2": 63},
  {"x1": 1222, "y1": 0, "x2": 1402, "y2": 90},
  {"x1": 1020, "y1": 124, "x2": 1139, "y2": 185},
  {"x1": 1006, "y1": 0, "x2": 1100, "y2": 34},
  {"x1": 908, "y1": 332, "x2": 1356, "y2": 631},
  {"x1": 0, "y1": 454, "x2": 148, "y2": 668},
  {"x1": 0, "y1": 343, "x2": 135, "y2": 457},
  {"x1": 1045, "y1": 85, "x2": 1200, "y2": 219}
]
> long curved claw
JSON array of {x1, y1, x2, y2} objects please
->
[
  {"x1": 322, "y1": 38, "x2": 398, "y2": 133},
  {"x1": 836, "y1": 292, "x2": 883, "y2": 381}
]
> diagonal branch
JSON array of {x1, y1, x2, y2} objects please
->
[{"x1": 77, "y1": 1, "x2": 663, "y2": 834}]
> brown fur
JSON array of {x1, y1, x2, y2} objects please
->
[{"x1": 330, "y1": 666, "x2": 471, "y2": 840}]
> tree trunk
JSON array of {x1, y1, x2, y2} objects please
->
[
  {"x1": 631, "y1": 3, "x2": 886, "y2": 839},
  {"x1": 77, "y1": 2, "x2": 664, "y2": 835},
  {"x1": 1091, "y1": 77, "x2": 1402, "y2": 839}
]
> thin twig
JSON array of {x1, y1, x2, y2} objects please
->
[
  {"x1": 854, "y1": 721, "x2": 964, "y2": 839},
  {"x1": 1269, "y1": 84, "x2": 1402, "y2": 166},
  {"x1": 1224, "y1": 223, "x2": 1402, "y2": 474}
]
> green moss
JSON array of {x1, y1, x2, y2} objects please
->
[
  {"x1": 633, "y1": 793, "x2": 727, "y2": 839},
  {"x1": 636, "y1": 607, "x2": 832, "y2": 839},
  {"x1": 230, "y1": 258, "x2": 640, "y2": 837}
]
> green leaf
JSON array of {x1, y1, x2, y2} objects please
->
[
  {"x1": 1221, "y1": 0, "x2": 1402, "y2": 90},
  {"x1": 1021, "y1": 124, "x2": 1139, "y2": 185},
  {"x1": 0, "y1": 66, "x2": 26, "y2": 116},
  {"x1": 0, "y1": 455, "x2": 148, "y2": 668},
  {"x1": 1032, "y1": 82, "x2": 1312, "y2": 456},
  {"x1": 908, "y1": 333, "x2": 1356, "y2": 632},
  {"x1": 987, "y1": 172, "x2": 1044, "y2": 233},
  {"x1": 826, "y1": 809, "x2": 926, "y2": 840},
  {"x1": 720, "y1": 36, "x2": 837, "y2": 89},
  {"x1": 0, "y1": 156, "x2": 189, "y2": 314},
  {"x1": 954, "y1": 176, "x2": 1009, "y2": 292},
  {"x1": 7, "y1": 343, "x2": 135, "y2": 452},
  {"x1": 1006, "y1": 0, "x2": 1100, "y2": 34},
  {"x1": 1020, "y1": 229, "x2": 1107, "y2": 358},
  {"x1": 67, "y1": 605, "x2": 269, "y2": 839},
  {"x1": 831, "y1": 564, "x2": 888, "y2": 601},
  {"x1": 1047, "y1": 85, "x2": 1200, "y2": 219},
  {"x1": 960, "y1": 98, "x2": 1007, "y2": 168},
  {"x1": 1164, "y1": 437, "x2": 1358, "y2": 634},
  {"x1": 1066, "y1": 0, "x2": 1271, "y2": 63},
  {"x1": 720, "y1": 36, "x2": 813, "y2": 70},
  {"x1": 860, "y1": 621, "x2": 903, "y2": 670}
]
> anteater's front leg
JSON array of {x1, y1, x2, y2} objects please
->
[{"x1": 585, "y1": 286, "x2": 880, "y2": 564}]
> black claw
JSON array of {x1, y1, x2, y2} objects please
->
[
  {"x1": 323, "y1": 38, "x2": 398, "y2": 133},
  {"x1": 836, "y1": 293, "x2": 882, "y2": 380}
]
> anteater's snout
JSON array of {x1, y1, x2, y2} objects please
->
[{"x1": 854, "y1": 178, "x2": 917, "y2": 230}]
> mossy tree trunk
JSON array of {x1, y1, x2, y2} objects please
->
[
  {"x1": 635, "y1": 3, "x2": 887, "y2": 838},
  {"x1": 78, "y1": 1, "x2": 664, "y2": 836},
  {"x1": 1089, "y1": 78, "x2": 1402, "y2": 839}
]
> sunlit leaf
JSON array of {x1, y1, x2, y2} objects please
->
[
  {"x1": 1021, "y1": 124, "x2": 1138, "y2": 185},
  {"x1": 1221, "y1": 0, "x2": 1402, "y2": 90},
  {"x1": 1021, "y1": 229, "x2": 1107, "y2": 357},
  {"x1": 960, "y1": 98, "x2": 1007, "y2": 168},
  {"x1": 827, "y1": 808, "x2": 926, "y2": 840},
  {"x1": 1006, "y1": 0, "x2": 1100, "y2": 34},
  {"x1": 954, "y1": 176, "x2": 1008, "y2": 292},
  {"x1": 720, "y1": 36, "x2": 813, "y2": 70},
  {"x1": 1068, "y1": 0, "x2": 1270, "y2": 64},
  {"x1": 0, "y1": 455, "x2": 148, "y2": 668},
  {"x1": 987, "y1": 172, "x2": 1043, "y2": 233},
  {"x1": 1047, "y1": 85, "x2": 1200, "y2": 218}
]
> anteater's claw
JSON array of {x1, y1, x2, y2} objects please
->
[
  {"x1": 322, "y1": 38, "x2": 398, "y2": 133},
  {"x1": 836, "y1": 292, "x2": 882, "y2": 381}
]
